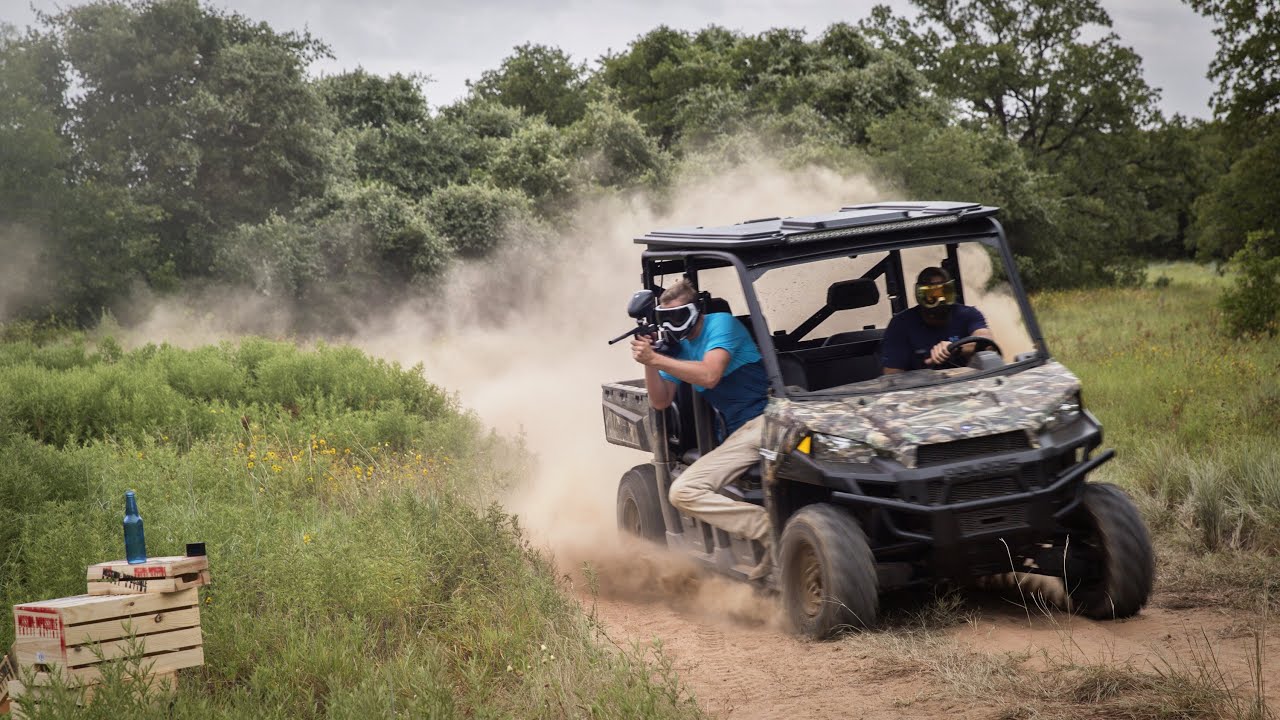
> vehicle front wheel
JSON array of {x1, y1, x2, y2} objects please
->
[
  {"x1": 779, "y1": 504, "x2": 878, "y2": 638},
  {"x1": 1064, "y1": 483, "x2": 1155, "y2": 619},
  {"x1": 616, "y1": 464, "x2": 666, "y2": 543}
]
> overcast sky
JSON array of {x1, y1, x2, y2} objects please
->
[{"x1": 1, "y1": 0, "x2": 1219, "y2": 119}]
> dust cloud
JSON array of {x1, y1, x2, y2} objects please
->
[
  {"x1": 0, "y1": 225, "x2": 50, "y2": 322},
  {"x1": 350, "y1": 158, "x2": 885, "y2": 618}
]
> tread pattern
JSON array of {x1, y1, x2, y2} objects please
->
[
  {"x1": 1069, "y1": 482, "x2": 1156, "y2": 619},
  {"x1": 780, "y1": 504, "x2": 878, "y2": 638},
  {"x1": 617, "y1": 464, "x2": 666, "y2": 543}
]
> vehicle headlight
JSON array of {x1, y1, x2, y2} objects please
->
[
  {"x1": 1042, "y1": 395, "x2": 1082, "y2": 432},
  {"x1": 799, "y1": 433, "x2": 877, "y2": 464}
]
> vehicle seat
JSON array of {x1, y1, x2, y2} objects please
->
[
  {"x1": 777, "y1": 337, "x2": 884, "y2": 391},
  {"x1": 779, "y1": 352, "x2": 809, "y2": 390}
]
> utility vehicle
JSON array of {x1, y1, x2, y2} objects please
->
[{"x1": 601, "y1": 202, "x2": 1155, "y2": 638}]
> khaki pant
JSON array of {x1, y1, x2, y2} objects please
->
[{"x1": 668, "y1": 414, "x2": 770, "y2": 543}]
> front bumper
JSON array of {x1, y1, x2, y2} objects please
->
[{"x1": 777, "y1": 414, "x2": 1107, "y2": 581}]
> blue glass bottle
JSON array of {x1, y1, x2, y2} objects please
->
[{"x1": 123, "y1": 490, "x2": 147, "y2": 565}]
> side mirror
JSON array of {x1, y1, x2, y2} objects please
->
[{"x1": 626, "y1": 289, "x2": 656, "y2": 319}]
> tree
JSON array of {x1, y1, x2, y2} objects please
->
[
  {"x1": 1184, "y1": 0, "x2": 1279, "y2": 261},
  {"x1": 597, "y1": 26, "x2": 704, "y2": 146},
  {"x1": 1186, "y1": 0, "x2": 1280, "y2": 122},
  {"x1": 42, "y1": 0, "x2": 335, "y2": 277},
  {"x1": 0, "y1": 26, "x2": 68, "y2": 228},
  {"x1": 469, "y1": 43, "x2": 589, "y2": 127},
  {"x1": 565, "y1": 101, "x2": 671, "y2": 189},
  {"x1": 1190, "y1": 132, "x2": 1280, "y2": 259},
  {"x1": 425, "y1": 182, "x2": 532, "y2": 258},
  {"x1": 487, "y1": 118, "x2": 575, "y2": 210},
  {"x1": 863, "y1": 0, "x2": 1158, "y2": 162},
  {"x1": 318, "y1": 69, "x2": 428, "y2": 129},
  {"x1": 600, "y1": 23, "x2": 928, "y2": 148}
]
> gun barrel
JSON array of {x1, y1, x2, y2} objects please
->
[{"x1": 607, "y1": 326, "x2": 641, "y2": 345}]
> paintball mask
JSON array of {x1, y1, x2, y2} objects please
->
[
  {"x1": 915, "y1": 278, "x2": 956, "y2": 323},
  {"x1": 655, "y1": 301, "x2": 701, "y2": 342}
]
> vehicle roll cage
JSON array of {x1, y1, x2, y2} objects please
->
[{"x1": 638, "y1": 217, "x2": 1050, "y2": 399}]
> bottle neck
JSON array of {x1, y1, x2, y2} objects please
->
[{"x1": 125, "y1": 492, "x2": 139, "y2": 515}]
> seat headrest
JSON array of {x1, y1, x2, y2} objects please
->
[{"x1": 827, "y1": 279, "x2": 880, "y2": 310}]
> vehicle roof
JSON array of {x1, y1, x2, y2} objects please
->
[{"x1": 636, "y1": 202, "x2": 999, "y2": 251}]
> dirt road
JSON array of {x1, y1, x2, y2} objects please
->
[{"x1": 578, "y1": 564, "x2": 1278, "y2": 719}]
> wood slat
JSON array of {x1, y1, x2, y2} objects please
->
[
  {"x1": 15, "y1": 627, "x2": 203, "y2": 669},
  {"x1": 14, "y1": 589, "x2": 198, "y2": 628},
  {"x1": 62, "y1": 606, "x2": 201, "y2": 646},
  {"x1": 24, "y1": 647, "x2": 204, "y2": 685}
]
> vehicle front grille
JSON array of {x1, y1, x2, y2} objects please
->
[
  {"x1": 929, "y1": 476, "x2": 1021, "y2": 505},
  {"x1": 916, "y1": 431, "x2": 1030, "y2": 466},
  {"x1": 957, "y1": 505, "x2": 1028, "y2": 535}
]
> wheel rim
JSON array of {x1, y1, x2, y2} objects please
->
[
  {"x1": 622, "y1": 497, "x2": 642, "y2": 536},
  {"x1": 797, "y1": 543, "x2": 824, "y2": 618}
]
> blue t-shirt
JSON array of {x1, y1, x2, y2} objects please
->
[
  {"x1": 658, "y1": 313, "x2": 768, "y2": 434},
  {"x1": 881, "y1": 305, "x2": 989, "y2": 371}
]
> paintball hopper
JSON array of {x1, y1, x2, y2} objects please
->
[{"x1": 625, "y1": 289, "x2": 656, "y2": 319}]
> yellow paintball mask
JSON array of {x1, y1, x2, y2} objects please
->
[{"x1": 914, "y1": 279, "x2": 956, "y2": 308}]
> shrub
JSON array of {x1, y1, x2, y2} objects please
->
[
  {"x1": 1219, "y1": 230, "x2": 1280, "y2": 336},
  {"x1": 425, "y1": 182, "x2": 532, "y2": 258}
]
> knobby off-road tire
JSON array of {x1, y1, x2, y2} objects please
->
[
  {"x1": 1067, "y1": 482, "x2": 1155, "y2": 620},
  {"x1": 780, "y1": 504, "x2": 878, "y2": 638},
  {"x1": 616, "y1": 464, "x2": 666, "y2": 543}
]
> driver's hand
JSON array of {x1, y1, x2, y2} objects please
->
[
  {"x1": 631, "y1": 335, "x2": 658, "y2": 365},
  {"x1": 925, "y1": 340, "x2": 952, "y2": 367}
]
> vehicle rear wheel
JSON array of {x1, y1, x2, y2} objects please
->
[
  {"x1": 616, "y1": 464, "x2": 666, "y2": 543},
  {"x1": 779, "y1": 504, "x2": 878, "y2": 638},
  {"x1": 1064, "y1": 483, "x2": 1155, "y2": 619}
]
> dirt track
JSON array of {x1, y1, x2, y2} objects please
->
[{"x1": 579, "y1": 569, "x2": 1279, "y2": 719}]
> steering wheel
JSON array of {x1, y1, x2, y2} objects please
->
[{"x1": 944, "y1": 335, "x2": 1002, "y2": 363}]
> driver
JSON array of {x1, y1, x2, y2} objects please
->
[
  {"x1": 631, "y1": 278, "x2": 773, "y2": 580},
  {"x1": 882, "y1": 267, "x2": 993, "y2": 374}
]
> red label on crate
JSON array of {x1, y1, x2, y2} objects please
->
[
  {"x1": 133, "y1": 566, "x2": 167, "y2": 578},
  {"x1": 15, "y1": 612, "x2": 63, "y2": 640}
]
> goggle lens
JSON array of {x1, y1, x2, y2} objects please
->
[{"x1": 915, "y1": 281, "x2": 956, "y2": 308}]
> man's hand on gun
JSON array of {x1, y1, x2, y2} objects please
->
[{"x1": 631, "y1": 334, "x2": 659, "y2": 365}]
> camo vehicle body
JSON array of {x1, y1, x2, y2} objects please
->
[{"x1": 762, "y1": 360, "x2": 1082, "y2": 468}]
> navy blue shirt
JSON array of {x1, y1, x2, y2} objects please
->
[
  {"x1": 881, "y1": 305, "x2": 989, "y2": 371},
  {"x1": 659, "y1": 313, "x2": 768, "y2": 434}
]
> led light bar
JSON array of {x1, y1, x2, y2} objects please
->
[{"x1": 786, "y1": 214, "x2": 960, "y2": 244}]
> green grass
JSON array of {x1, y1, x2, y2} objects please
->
[
  {"x1": 0, "y1": 337, "x2": 701, "y2": 719},
  {"x1": 1034, "y1": 262, "x2": 1280, "y2": 594}
]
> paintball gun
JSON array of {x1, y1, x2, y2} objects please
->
[{"x1": 607, "y1": 289, "x2": 674, "y2": 354}]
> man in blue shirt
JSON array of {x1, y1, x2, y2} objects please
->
[
  {"x1": 882, "y1": 266, "x2": 993, "y2": 374},
  {"x1": 631, "y1": 278, "x2": 772, "y2": 579}
]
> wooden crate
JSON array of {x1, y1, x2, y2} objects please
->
[
  {"x1": 85, "y1": 555, "x2": 210, "y2": 596},
  {"x1": 87, "y1": 570, "x2": 211, "y2": 596},
  {"x1": 12, "y1": 589, "x2": 203, "y2": 683}
]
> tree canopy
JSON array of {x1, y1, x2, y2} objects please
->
[{"x1": 0, "y1": 0, "x2": 1259, "y2": 327}]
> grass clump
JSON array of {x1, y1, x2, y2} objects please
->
[{"x1": 0, "y1": 334, "x2": 702, "y2": 720}]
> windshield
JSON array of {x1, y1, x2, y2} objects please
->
[{"x1": 705, "y1": 240, "x2": 1040, "y2": 396}]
